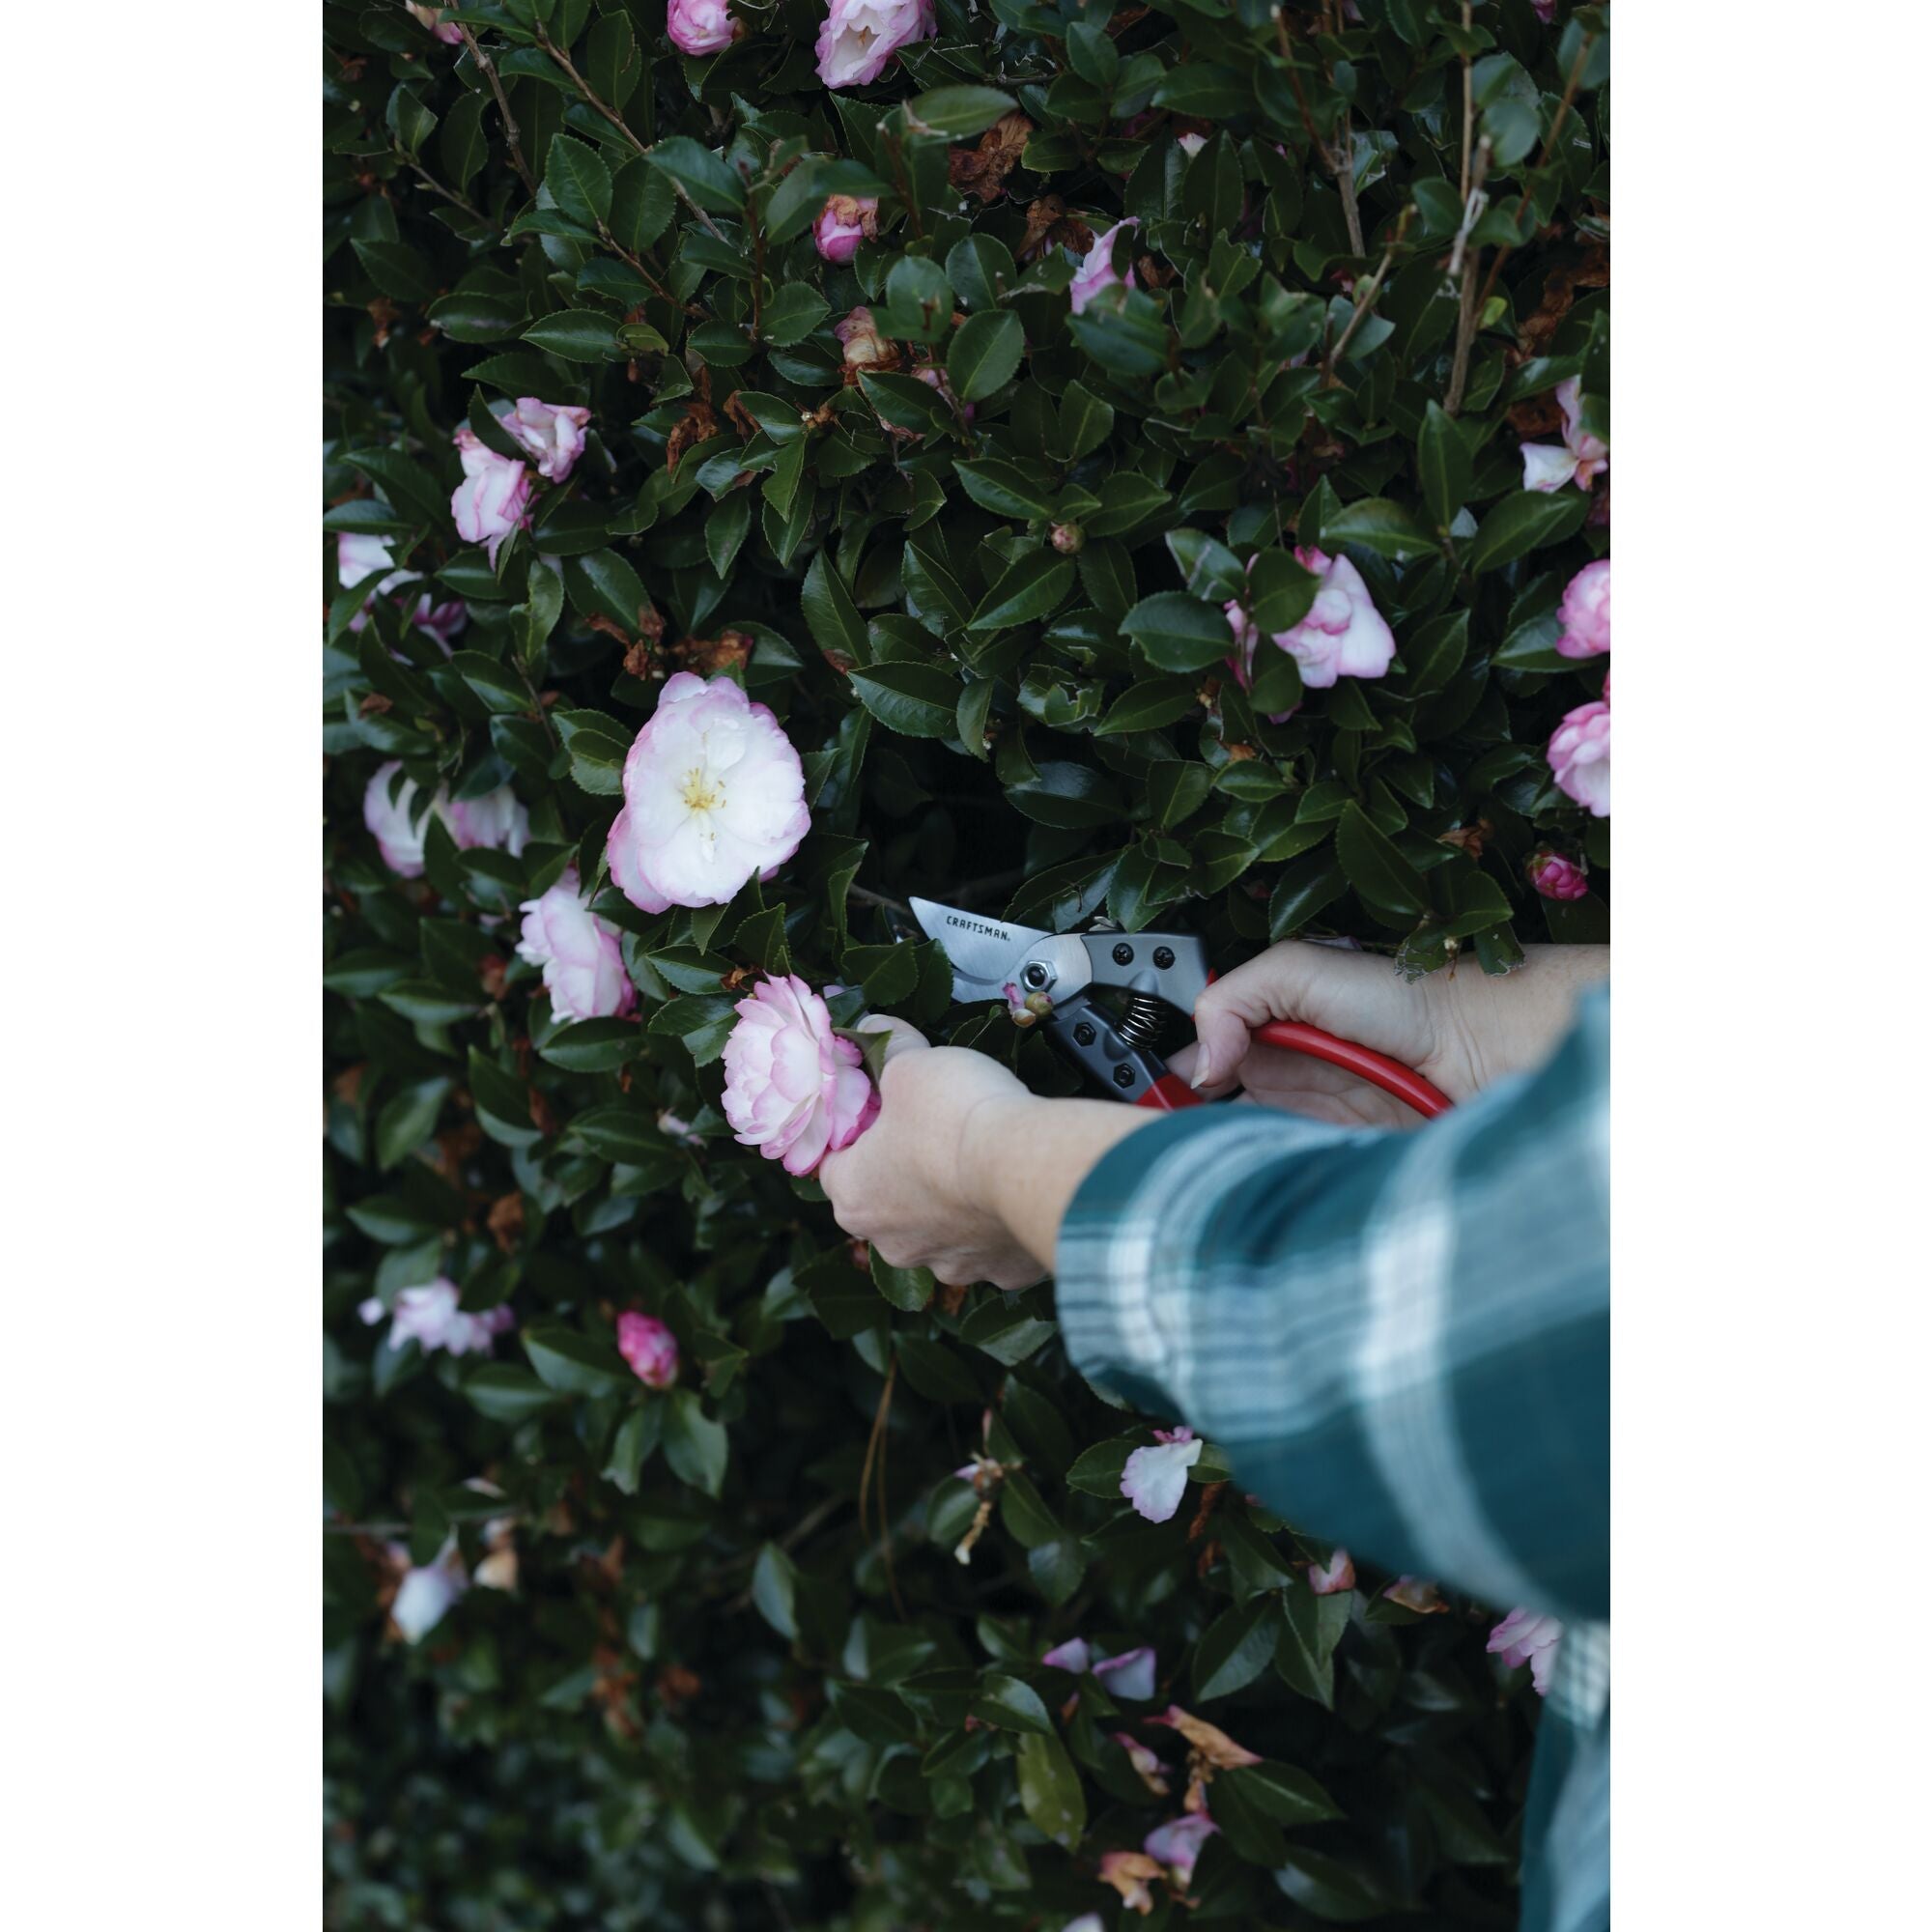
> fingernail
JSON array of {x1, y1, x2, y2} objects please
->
[{"x1": 1189, "y1": 1052, "x2": 1214, "y2": 1091}]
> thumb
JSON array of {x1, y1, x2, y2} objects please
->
[{"x1": 1189, "y1": 945, "x2": 1326, "y2": 1090}]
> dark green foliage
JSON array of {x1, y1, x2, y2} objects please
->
[{"x1": 325, "y1": 1, "x2": 1609, "y2": 1923}]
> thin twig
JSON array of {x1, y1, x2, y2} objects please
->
[
  {"x1": 1443, "y1": 135, "x2": 1492, "y2": 417},
  {"x1": 400, "y1": 153, "x2": 485, "y2": 223},
  {"x1": 846, "y1": 883, "x2": 914, "y2": 917},
  {"x1": 455, "y1": 24, "x2": 536, "y2": 200},
  {"x1": 1321, "y1": 207, "x2": 1413, "y2": 385},
  {"x1": 1271, "y1": 10, "x2": 1363, "y2": 256},
  {"x1": 594, "y1": 218, "x2": 678, "y2": 306}
]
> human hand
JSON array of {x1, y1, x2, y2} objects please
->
[
  {"x1": 818, "y1": 1020, "x2": 1048, "y2": 1291},
  {"x1": 1171, "y1": 941, "x2": 1609, "y2": 1130}
]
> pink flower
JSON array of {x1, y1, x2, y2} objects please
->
[
  {"x1": 722, "y1": 975, "x2": 879, "y2": 1177},
  {"x1": 1093, "y1": 1645, "x2": 1157, "y2": 1701},
  {"x1": 1177, "y1": 132, "x2": 1207, "y2": 157},
  {"x1": 362, "y1": 761, "x2": 437, "y2": 877},
  {"x1": 835, "y1": 305, "x2": 892, "y2": 370},
  {"x1": 443, "y1": 784, "x2": 530, "y2": 857},
  {"x1": 1555, "y1": 558, "x2": 1610, "y2": 658},
  {"x1": 813, "y1": 194, "x2": 878, "y2": 263},
  {"x1": 814, "y1": 0, "x2": 935, "y2": 89},
  {"x1": 606, "y1": 672, "x2": 810, "y2": 912},
  {"x1": 616, "y1": 1312, "x2": 680, "y2": 1389},
  {"x1": 1041, "y1": 1635, "x2": 1094, "y2": 1673},
  {"x1": 1226, "y1": 547, "x2": 1396, "y2": 693},
  {"x1": 338, "y1": 530, "x2": 403, "y2": 592},
  {"x1": 359, "y1": 1279, "x2": 515, "y2": 1358},
  {"x1": 1121, "y1": 1426, "x2": 1203, "y2": 1523},
  {"x1": 1521, "y1": 377, "x2": 1608, "y2": 493},
  {"x1": 914, "y1": 364, "x2": 975, "y2": 419},
  {"x1": 1063, "y1": 1918, "x2": 1108, "y2": 1932},
  {"x1": 1488, "y1": 1606, "x2": 1564, "y2": 1694},
  {"x1": 1144, "y1": 1811, "x2": 1219, "y2": 1884},
  {"x1": 1527, "y1": 849, "x2": 1589, "y2": 901},
  {"x1": 502, "y1": 399, "x2": 592, "y2": 483},
  {"x1": 1547, "y1": 698, "x2": 1610, "y2": 817},
  {"x1": 517, "y1": 869, "x2": 636, "y2": 1023},
  {"x1": 450, "y1": 427, "x2": 532, "y2": 565},
  {"x1": 1097, "y1": 1853, "x2": 1160, "y2": 1915},
  {"x1": 1532, "y1": 0, "x2": 1557, "y2": 20},
  {"x1": 1147, "y1": 1704, "x2": 1262, "y2": 1770},
  {"x1": 1382, "y1": 1576, "x2": 1448, "y2": 1613},
  {"x1": 388, "y1": 1538, "x2": 468, "y2": 1641},
  {"x1": 1069, "y1": 218, "x2": 1138, "y2": 316},
  {"x1": 667, "y1": 0, "x2": 740, "y2": 56},
  {"x1": 407, "y1": 4, "x2": 465, "y2": 44},
  {"x1": 1308, "y1": 1548, "x2": 1355, "y2": 1595}
]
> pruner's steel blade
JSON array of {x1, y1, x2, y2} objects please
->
[{"x1": 907, "y1": 896, "x2": 1051, "y2": 1006}]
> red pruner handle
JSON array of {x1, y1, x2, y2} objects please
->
[
  {"x1": 1135, "y1": 1072, "x2": 1205, "y2": 1112},
  {"x1": 1250, "y1": 1020, "x2": 1453, "y2": 1120}
]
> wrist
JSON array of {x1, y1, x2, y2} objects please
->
[{"x1": 959, "y1": 1092, "x2": 1037, "y2": 1229}]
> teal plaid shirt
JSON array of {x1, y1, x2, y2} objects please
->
[{"x1": 1057, "y1": 987, "x2": 1609, "y2": 1932}]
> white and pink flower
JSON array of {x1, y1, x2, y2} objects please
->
[
  {"x1": 406, "y1": 4, "x2": 465, "y2": 45},
  {"x1": 1069, "y1": 218, "x2": 1138, "y2": 316},
  {"x1": 616, "y1": 1312, "x2": 680, "y2": 1389},
  {"x1": 388, "y1": 1538, "x2": 468, "y2": 1642},
  {"x1": 814, "y1": 0, "x2": 935, "y2": 89},
  {"x1": 1042, "y1": 1638, "x2": 1156, "y2": 1701},
  {"x1": 1527, "y1": 849, "x2": 1589, "y2": 901},
  {"x1": 1520, "y1": 377, "x2": 1608, "y2": 494},
  {"x1": 722, "y1": 975, "x2": 879, "y2": 1177},
  {"x1": 451, "y1": 427, "x2": 532, "y2": 565},
  {"x1": 1121, "y1": 1426, "x2": 1203, "y2": 1523},
  {"x1": 1488, "y1": 1605, "x2": 1564, "y2": 1694},
  {"x1": 836, "y1": 305, "x2": 893, "y2": 370},
  {"x1": 443, "y1": 784, "x2": 530, "y2": 857},
  {"x1": 362, "y1": 761, "x2": 437, "y2": 877},
  {"x1": 606, "y1": 672, "x2": 810, "y2": 913},
  {"x1": 1226, "y1": 546, "x2": 1396, "y2": 693},
  {"x1": 502, "y1": 398, "x2": 592, "y2": 483},
  {"x1": 1548, "y1": 698, "x2": 1610, "y2": 817},
  {"x1": 1110, "y1": 1731, "x2": 1173, "y2": 1796},
  {"x1": 813, "y1": 194, "x2": 878, "y2": 263},
  {"x1": 1555, "y1": 558, "x2": 1610, "y2": 658},
  {"x1": 359, "y1": 1279, "x2": 516, "y2": 1358},
  {"x1": 517, "y1": 869, "x2": 635, "y2": 1023},
  {"x1": 668, "y1": 0, "x2": 740, "y2": 55}
]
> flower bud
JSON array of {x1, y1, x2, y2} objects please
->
[
  {"x1": 1527, "y1": 848, "x2": 1589, "y2": 901},
  {"x1": 1050, "y1": 522, "x2": 1085, "y2": 554}
]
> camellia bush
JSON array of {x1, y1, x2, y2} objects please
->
[{"x1": 324, "y1": 0, "x2": 1609, "y2": 1924}]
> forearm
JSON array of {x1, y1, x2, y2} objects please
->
[{"x1": 962, "y1": 1093, "x2": 1154, "y2": 1273}]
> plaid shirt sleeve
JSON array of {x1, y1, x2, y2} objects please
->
[{"x1": 1056, "y1": 985, "x2": 1609, "y2": 1624}]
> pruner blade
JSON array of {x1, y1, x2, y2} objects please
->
[{"x1": 906, "y1": 896, "x2": 1052, "y2": 1006}]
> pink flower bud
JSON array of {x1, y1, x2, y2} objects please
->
[
  {"x1": 450, "y1": 427, "x2": 531, "y2": 566},
  {"x1": 812, "y1": 194, "x2": 878, "y2": 263},
  {"x1": 722, "y1": 975, "x2": 880, "y2": 1177},
  {"x1": 815, "y1": 0, "x2": 935, "y2": 90},
  {"x1": 1555, "y1": 558, "x2": 1609, "y2": 658},
  {"x1": 1308, "y1": 1548, "x2": 1355, "y2": 1595},
  {"x1": 1547, "y1": 698, "x2": 1610, "y2": 817},
  {"x1": 1527, "y1": 849, "x2": 1589, "y2": 901},
  {"x1": 1069, "y1": 217, "x2": 1138, "y2": 316},
  {"x1": 1050, "y1": 522, "x2": 1085, "y2": 554},
  {"x1": 1488, "y1": 1606, "x2": 1564, "y2": 1694},
  {"x1": 407, "y1": 5, "x2": 465, "y2": 44},
  {"x1": 1177, "y1": 132, "x2": 1208, "y2": 157},
  {"x1": 606, "y1": 673, "x2": 809, "y2": 912},
  {"x1": 616, "y1": 1312, "x2": 680, "y2": 1389},
  {"x1": 516, "y1": 869, "x2": 637, "y2": 1022},
  {"x1": 667, "y1": 0, "x2": 740, "y2": 57}
]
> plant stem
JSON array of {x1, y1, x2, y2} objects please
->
[
  {"x1": 1458, "y1": 2, "x2": 1474, "y2": 201},
  {"x1": 1321, "y1": 207, "x2": 1412, "y2": 385},
  {"x1": 1271, "y1": 11, "x2": 1363, "y2": 256},
  {"x1": 455, "y1": 24, "x2": 536, "y2": 200},
  {"x1": 1444, "y1": 135, "x2": 1492, "y2": 416},
  {"x1": 400, "y1": 152, "x2": 485, "y2": 223}
]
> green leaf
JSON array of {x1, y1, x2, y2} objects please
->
[
  {"x1": 352, "y1": 238, "x2": 435, "y2": 303},
  {"x1": 1014, "y1": 1730, "x2": 1087, "y2": 1849},
  {"x1": 545, "y1": 133, "x2": 612, "y2": 229},
  {"x1": 1058, "y1": 381, "x2": 1114, "y2": 461},
  {"x1": 524, "y1": 1324, "x2": 632, "y2": 1399},
  {"x1": 952, "y1": 459, "x2": 1056, "y2": 522},
  {"x1": 465, "y1": 1364, "x2": 564, "y2": 1424},
  {"x1": 1222, "y1": 1760, "x2": 1342, "y2": 1829},
  {"x1": 1166, "y1": 528, "x2": 1246, "y2": 600},
  {"x1": 968, "y1": 551, "x2": 1074, "y2": 632},
  {"x1": 645, "y1": 135, "x2": 746, "y2": 213},
  {"x1": 1417, "y1": 402, "x2": 1473, "y2": 529},
  {"x1": 664, "y1": 1389, "x2": 729, "y2": 1496},
  {"x1": 1335, "y1": 802, "x2": 1428, "y2": 920},
  {"x1": 871, "y1": 1250, "x2": 936, "y2": 1313},
  {"x1": 906, "y1": 85, "x2": 1020, "y2": 138},
  {"x1": 538, "y1": 1018, "x2": 644, "y2": 1072},
  {"x1": 968, "y1": 1674, "x2": 1054, "y2": 1735},
  {"x1": 801, "y1": 549, "x2": 868, "y2": 663},
  {"x1": 752, "y1": 1543, "x2": 799, "y2": 1640},
  {"x1": 848, "y1": 662, "x2": 960, "y2": 738},
  {"x1": 1268, "y1": 852, "x2": 1348, "y2": 939},
  {"x1": 1122, "y1": 591, "x2": 1235, "y2": 672},
  {"x1": 1323, "y1": 497, "x2": 1438, "y2": 561},
  {"x1": 611, "y1": 155, "x2": 675, "y2": 254},
  {"x1": 947, "y1": 309, "x2": 1024, "y2": 402},
  {"x1": 1465, "y1": 488, "x2": 1593, "y2": 575},
  {"x1": 1275, "y1": 1580, "x2": 1351, "y2": 1708},
  {"x1": 1192, "y1": 1596, "x2": 1280, "y2": 1700},
  {"x1": 374, "y1": 1078, "x2": 451, "y2": 1170},
  {"x1": 760, "y1": 283, "x2": 830, "y2": 347},
  {"x1": 1095, "y1": 675, "x2": 1201, "y2": 736},
  {"x1": 563, "y1": 550, "x2": 649, "y2": 630},
  {"x1": 521, "y1": 308, "x2": 624, "y2": 362}
]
